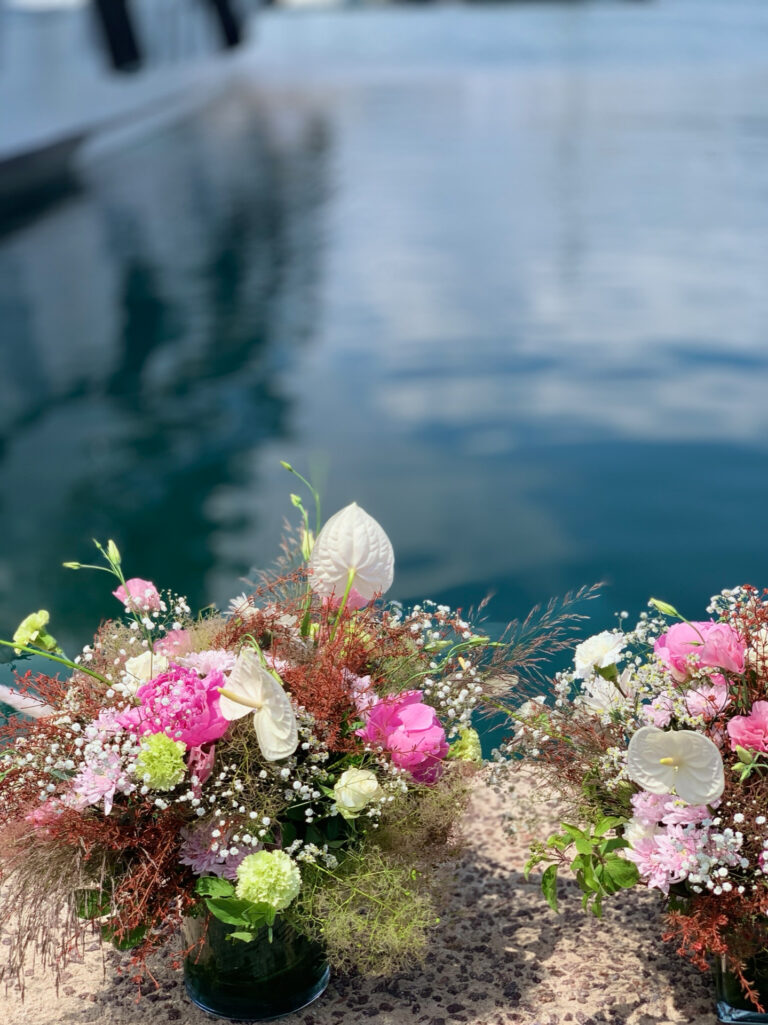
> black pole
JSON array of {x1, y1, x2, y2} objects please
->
[
  {"x1": 203, "y1": 0, "x2": 244, "y2": 50},
  {"x1": 91, "y1": 0, "x2": 143, "y2": 72}
]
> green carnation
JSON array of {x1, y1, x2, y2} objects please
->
[
  {"x1": 235, "y1": 850, "x2": 301, "y2": 911},
  {"x1": 447, "y1": 727, "x2": 482, "y2": 764},
  {"x1": 134, "y1": 733, "x2": 186, "y2": 790},
  {"x1": 13, "y1": 610, "x2": 60, "y2": 655}
]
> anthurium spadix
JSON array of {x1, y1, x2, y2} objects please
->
[
  {"x1": 308, "y1": 502, "x2": 394, "y2": 603},
  {"x1": 217, "y1": 649, "x2": 298, "y2": 761},
  {"x1": 626, "y1": 725, "x2": 724, "y2": 806}
]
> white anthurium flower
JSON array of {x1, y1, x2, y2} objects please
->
[
  {"x1": 573, "y1": 630, "x2": 626, "y2": 680},
  {"x1": 217, "y1": 649, "x2": 298, "y2": 761},
  {"x1": 308, "y1": 502, "x2": 394, "y2": 602},
  {"x1": 626, "y1": 725, "x2": 724, "y2": 806}
]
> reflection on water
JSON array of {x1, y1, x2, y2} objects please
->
[
  {"x1": 0, "y1": 85, "x2": 329, "y2": 652},
  {"x1": 2, "y1": 1, "x2": 768, "y2": 670}
]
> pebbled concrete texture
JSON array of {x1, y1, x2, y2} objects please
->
[{"x1": 2, "y1": 772, "x2": 716, "y2": 1025}]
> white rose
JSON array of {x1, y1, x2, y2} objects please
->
[
  {"x1": 122, "y1": 651, "x2": 168, "y2": 694},
  {"x1": 333, "y1": 768, "x2": 382, "y2": 820},
  {"x1": 573, "y1": 630, "x2": 626, "y2": 680}
]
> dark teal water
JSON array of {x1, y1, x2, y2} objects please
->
[{"x1": 2, "y1": 1, "x2": 768, "y2": 690}]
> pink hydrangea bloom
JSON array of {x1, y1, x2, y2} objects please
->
[
  {"x1": 113, "y1": 577, "x2": 162, "y2": 613},
  {"x1": 179, "y1": 823, "x2": 249, "y2": 880},
  {"x1": 356, "y1": 690, "x2": 448, "y2": 783},
  {"x1": 684, "y1": 676, "x2": 731, "y2": 720},
  {"x1": 727, "y1": 700, "x2": 768, "y2": 753},
  {"x1": 118, "y1": 665, "x2": 230, "y2": 747},
  {"x1": 641, "y1": 695, "x2": 675, "y2": 728},
  {"x1": 654, "y1": 621, "x2": 745, "y2": 682},
  {"x1": 67, "y1": 750, "x2": 136, "y2": 816},
  {"x1": 154, "y1": 629, "x2": 192, "y2": 657},
  {"x1": 344, "y1": 670, "x2": 378, "y2": 714}
]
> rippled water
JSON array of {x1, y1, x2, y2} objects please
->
[{"x1": 1, "y1": 0, "x2": 768, "y2": 672}]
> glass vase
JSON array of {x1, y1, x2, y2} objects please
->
[
  {"x1": 182, "y1": 913, "x2": 329, "y2": 1021},
  {"x1": 714, "y1": 953, "x2": 768, "y2": 1023}
]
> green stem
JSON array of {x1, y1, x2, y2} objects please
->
[
  {"x1": 0, "y1": 639, "x2": 111, "y2": 685},
  {"x1": 310, "y1": 861, "x2": 391, "y2": 910},
  {"x1": 329, "y1": 568, "x2": 357, "y2": 643}
]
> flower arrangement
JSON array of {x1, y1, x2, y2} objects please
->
[
  {"x1": 0, "y1": 473, "x2": 510, "y2": 1000},
  {"x1": 501, "y1": 586, "x2": 768, "y2": 1012}
]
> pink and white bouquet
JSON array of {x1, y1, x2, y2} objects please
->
[
  {"x1": 504, "y1": 586, "x2": 768, "y2": 1010},
  {"x1": 0, "y1": 479, "x2": 496, "y2": 993}
]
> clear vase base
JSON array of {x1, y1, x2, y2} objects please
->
[{"x1": 184, "y1": 964, "x2": 330, "y2": 1022}]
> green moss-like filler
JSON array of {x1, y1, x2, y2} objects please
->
[
  {"x1": 236, "y1": 850, "x2": 301, "y2": 911},
  {"x1": 134, "y1": 734, "x2": 186, "y2": 791},
  {"x1": 295, "y1": 843, "x2": 436, "y2": 977}
]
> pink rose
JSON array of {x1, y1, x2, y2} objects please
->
[
  {"x1": 654, "y1": 621, "x2": 745, "y2": 682},
  {"x1": 118, "y1": 665, "x2": 229, "y2": 747},
  {"x1": 113, "y1": 577, "x2": 162, "y2": 613},
  {"x1": 727, "y1": 700, "x2": 768, "y2": 753},
  {"x1": 356, "y1": 690, "x2": 448, "y2": 783},
  {"x1": 154, "y1": 629, "x2": 192, "y2": 656}
]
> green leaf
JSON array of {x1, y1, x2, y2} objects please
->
[
  {"x1": 76, "y1": 889, "x2": 110, "y2": 919},
  {"x1": 594, "y1": 816, "x2": 625, "y2": 837},
  {"x1": 560, "y1": 823, "x2": 588, "y2": 843},
  {"x1": 573, "y1": 837, "x2": 594, "y2": 857},
  {"x1": 599, "y1": 837, "x2": 628, "y2": 855},
  {"x1": 204, "y1": 898, "x2": 255, "y2": 927},
  {"x1": 195, "y1": 876, "x2": 236, "y2": 898},
  {"x1": 602, "y1": 855, "x2": 639, "y2": 891},
  {"x1": 228, "y1": 931, "x2": 256, "y2": 943},
  {"x1": 541, "y1": 864, "x2": 559, "y2": 913}
]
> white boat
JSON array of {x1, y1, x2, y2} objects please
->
[{"x1": 0, "y1": 0, "x2": 257, "y2": 208}]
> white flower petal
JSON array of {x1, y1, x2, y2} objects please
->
[
  {"x1": 627, "y1": 725, "x2": 724, "y2": 806},
  {"x1": 254, "y1": 679, "x2": 299, "y2": 762},
  {"x1": 218, "y1": 649, "x2": 298, "y2": 760},
  {"x1": 308, "y1": 502, "x2": 394, "y2": 601}
]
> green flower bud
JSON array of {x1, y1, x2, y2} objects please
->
[
  {"x1": 12, "y1": 610, "x2": 60, "y2": 655},
  {"x1": 649, "y1": 598, "x2": 681, "y2": 619},
  {"x1": 106, "y1": 540, "x2": 121, "y2": 565}
]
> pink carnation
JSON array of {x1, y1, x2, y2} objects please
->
[
  {"x1": 654, "y1": 621, "x2": 745, "y2": 682},
  {"x1": 118, "y1": 665, "x2": 229, "y2": 747},
  {"x1": 344, "y1": 670, "x2": 378, "y2": 714},
  {"x1": 356, "y1": 690, "x2": 448, "y2": 783},
  {"x1": 727, "y1": 700, "x2": 768, "y2": 753},
  {"x1": 113, "y1": 577, "x2": 162, "y2": 613}
]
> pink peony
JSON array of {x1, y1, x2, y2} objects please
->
[
  {"x1": 356, "y1": 690, "x2": 448, "y2": 783},
  {"x1": 113, "y1": 577, "x2": 162, "y2": 613},
  {"x1": 654, "y1": 621, "x2": 745, "y2": 682},
  {"x1": 118, "y1": 665, "x2": 230, "y2": 747},
  {"x1": 727, "y1": 700, "x2": 768, "y2": 753},
  {"x1": 154, "y1": 629, "x2": 192, "y2": 657}
]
